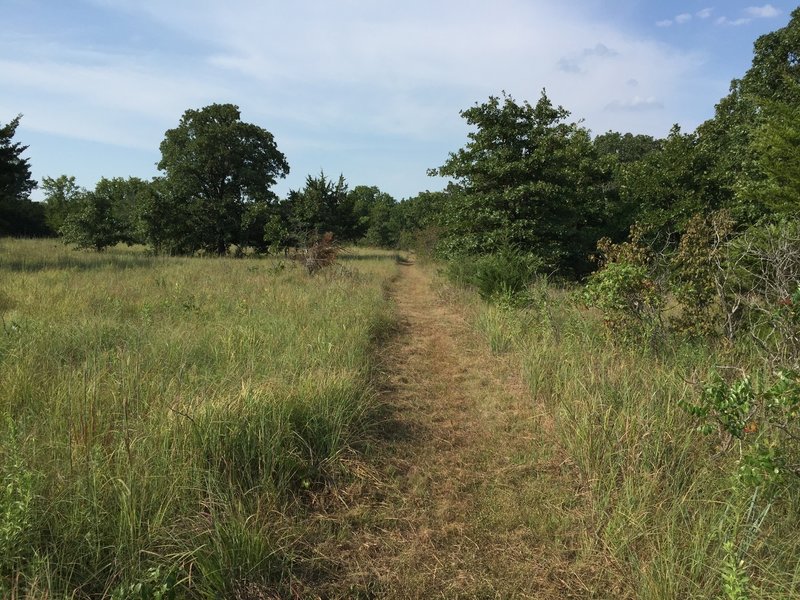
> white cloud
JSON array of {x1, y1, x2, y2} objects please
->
[
  {"x1": 605, "y1": 96, "x2": 665, "y2": 112},
  {"x1": 584, "y1": 43, "x2": 618, "y2": 58},
  {"x1": 656, "y1": 19, "x2": 673, "y2": 27},
  {"x1": 559, "y1": 43, "x2": 619, "y2": 73},
  {"x1": 696, "y1": 8, "x2": 713, "y2": 19},
  {"x1": 4, "y1": 0, "x2": 713, "y2": 196},
  {"x1": 716, "y1": 16, "x2": 752, "y2": 26},
  {"x1": 745, "y1": 4, "x2": 781, "y2": 18},
  {"x1": 675, "y1": 13, "x2": 692, "y2": 24}
]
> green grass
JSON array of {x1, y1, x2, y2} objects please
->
[
  {"x1": 0, "y1": 239, "x2": 399, "y2": 598},
  {"x1": 461, "y1": 278, "x2": 800, "y2": 599}
]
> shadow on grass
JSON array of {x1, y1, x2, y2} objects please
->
[
  {"x1": 339, "y1": 253, "x2": 404, "y2": 262},
  {"x1": 0, "y1": 255, "x2": 158, "y2": 273}
]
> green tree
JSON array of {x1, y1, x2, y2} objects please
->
[
  {"x1": 620, "y1": 126, "x2": 722, "y2": 235},
  {"x1": 156, "y1": 103, "x2": 289, "y2": 255},
  {"x1": 747, "y1": 94, "x2": 800, "y2": 214},
  {"x1": 42, "y1": 175, "x2": 83, "y2": 234},
  {"x1": 346, "y1": 185, "x2": 397, "y2": 244},
  {"x1": 94, "y1": 177, "x2": 151, "y2": 244},
  {"x1": 592, "y1": 132, "x2": 663, "y2": 241},
  {"x1": 696, "y1": 7, "x2": 800, "y2": 223},
  {"x1": 60, "y1": 189, "x2": 121, "y2": 251},
  {"x1": 431, "y1": 91, "x2": 611, "y2": 274},
  {"x1": 139, "y1": 177, "x2": 198, "y2": 255},
  {"x1": 287, "y1": 171, "x2": 349, "y2": 241},
  {"x1": 593, "y1": 131, "x2": 661, "y2": 165},
  {"x1": 363, "y1": 194, "x2": 398, "y2": 247},
  {"x1": 0, "y1": 115, "x2": 46, "y2": 237}
]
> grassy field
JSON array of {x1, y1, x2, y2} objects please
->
[
  {"x1": 0, "y1": 239, "x2": 399, "y2": 598},
  {"x1": 465, "y1": 277, "x2": 800, "y2": 599}
]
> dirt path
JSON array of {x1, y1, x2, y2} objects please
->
[{"x1": 318, "y1": 260, "x2": 590, "y2": 598}]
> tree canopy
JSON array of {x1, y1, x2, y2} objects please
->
[
  {"x1": 155, "y1": 103, "x2": 289, "y2": 255},
  {"x1": 0, "y1": 115, "x2": 46, "y2": 236},
  {"x1": 432, "y1": 91, "x2": 611, "y2": 274}
]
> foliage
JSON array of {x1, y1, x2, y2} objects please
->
[
  {"x1": 156, "y1": 103, "x2": 289, "y2": 255},
  {"x1": 695, "y1": 7, "x2": 800, "y2": 224},
  {"x1": 42, "y1": 175, "x2": 83, "y2": 234},
  {"x1": 110, "y1": 566, "x2": 178, "y2": 600},
  {"x1": 583, "y1": 260, "x2": 664, "y2": 343},
  {"x1": 286, "y1": 171, "x2": 349, "y2": 242},
  {"x1": 59, "y1": 187, "x2": 123, "y2": 251},
  {"x1": 671, "y1": 211, "x2": 735, "y2": 338},
  {"x1": 346, "y1": 185, "x2": 397, "y2": 244},
  {"x1": 95, "y1": 177, "x2": 151, "y2": 245},
  {"x1": 431, "y1": 91, "x2": 612, "y2": 275},
  {"x1": 584, "y1": 227, "x2": 666, "y2": 342},
  {"x1": 619, "y1": 125, "x2": 724, "y2": 235},
  {"x1": 0, "y1": 115, "x2": 36, "y2": 203},
  {"x1": 746, "y1": 92, "x2": 800, "y2": 215},
  {"x1": 0, "y1": 115, "x2": 47, "y2": 237},
  {"x1": 593, "y1": 131, "x2": 661, "y2": 164},
  {"x1": 391, "y1": 189, "x2": 448, "y2": 253},
  {"x1": 355, "y1": 186, "x2": 398, "y2": 247},
  {"x1": 448, "y1": 248, "x2": 541, "y2": 302},
  {"x1": 721, "y1": 539, "x2": 751, "y2": 600},
  {"x1": 685, "y1": 369, "x2": 800, "y2": 494}
]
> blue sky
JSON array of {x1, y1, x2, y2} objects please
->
[{"x1": 1, "y1": 1, "x2": 793, "y2": 201}]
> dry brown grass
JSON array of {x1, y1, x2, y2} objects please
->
[{"x1": 310, "y1": 260, "x2": 609, "y2": 598}]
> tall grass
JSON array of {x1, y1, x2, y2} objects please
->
[
  {"x1": 0, "y1": 239, "x2": 398, "y2": 598},
  {"x1": 464, "y1": 277, "x2": 800, "y2": 599}
]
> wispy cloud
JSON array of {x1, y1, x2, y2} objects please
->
[
  {"x1": 716, "y1": 16, "x2": 752, "y2": 26},
  {"x1": 696, "y1": 8, "x2": 713, "y2": 19},
  {"x1": 558, "y1": 42, "x2": 619, "y2": 73},
  {"x1": 584, "y1": 43, "x2": 618, "y2": 58},
  {"x1": 3, "y1": 0, "x2": 711, "y2": 197},
  {"x1": 715, "y1": 4, "x2": 780, "y2": 28},
  {"x1": 745, "y1": 4, "x2": 781, "y2": 18},
  {"x1": 656, "y1": 11, "x2": 696, "y2": 27},
  {"x1": 605, "y1": 96, "x2": 665, "y2": 112}
]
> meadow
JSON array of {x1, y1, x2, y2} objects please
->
[
  {"x1": 467, "y1": 278, "x2": 800, "y2": 599},
  {"x1": 0, "y1": 239, "x2": 398, "y2": 598}
]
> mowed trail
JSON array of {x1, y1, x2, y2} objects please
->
[{"x1": 321, "y1": 260, "x2": 590, "y2": 598}]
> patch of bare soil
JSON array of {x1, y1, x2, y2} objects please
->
[{"x1": 312, "y1": 260, "x2": 597, "y2": 598}]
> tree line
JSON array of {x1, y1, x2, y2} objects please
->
[
  {"x1": 0, "y1": 104, "x2": 416, "y2": 254},
  {"x1": 1, "y1": 8, "x2": 798, "y2": 269}
]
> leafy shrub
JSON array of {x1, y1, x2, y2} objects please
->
[
  {"x1": 684, "y1": 368, "x2": 800, "y2": 494},
  {"x1": 583, "y1": 261, "x2": 664, "y2": 342},
  {"x1": 671, "y1": 211, "x2": 734, "y2": 338},
  {"x1": 584, "y1": 224, "x2": 670, "y2": 345},
  {"x1": 448, "y1": 249, "x2": 542, "y2": 301}
]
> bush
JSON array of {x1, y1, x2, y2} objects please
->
[
  {"x1": 447, "y1": 250, "x2": 542, "y2": 301},
  {"x1": 725, "y1": 219, "x2": 800, "y2": 368},
  {"x1": 671, "y1": 211, "x2": 734, "y2": 338},
  {"x1": 583, "y1": 260, "x2": 664, "y2": 342},
  {"x1": 684, "y1": 368, "x2": 800, "y2": 495}
]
